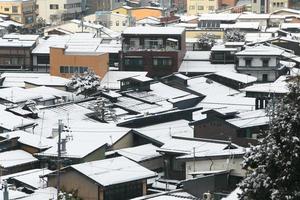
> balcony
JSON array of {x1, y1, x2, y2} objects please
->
[{"x1": 123, "y1": 44, "x2": 179, "y2": 52}]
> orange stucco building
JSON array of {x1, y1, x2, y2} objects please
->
[
  {"x1": 112, "y1": 6, "x2": 164, "y2": 21},
  {"x1": 50, "y1": 47, "x2": 109, "y2": 79}
]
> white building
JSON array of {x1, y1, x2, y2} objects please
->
[
  {"x1": 235, "y1": 45, "x2": 289, "y2": 82},
  {"x1": 36, "y1": 0, "x2": 82, "y2": 24}
]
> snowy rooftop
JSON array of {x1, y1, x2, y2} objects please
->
[
  {"x1": 68, "y1": 156, "x2": 156, "y2": 186},
  {"x1": 235, "y1": 45, "x2": 285, "y2": 56},
  {"x1": 19, "y1": 187, "x2": 57, "y2": 200},
  {"x1": 183, "y1": 51, "x2": 211, "y2": 61},
  {"x1": 220, "y1": 21, "x2": 260, "y2": 30},
  {"x1": 241, "y1": 76, "x2": 288, "y2": 94},
  {"x1": 135, "y1": 120, "x2": 194, "y2": 144},
  {"x1": 106, "y1": 144, "x2": 161, "y2": 162},
  {"x1": 281, "y1": 23, "x2": 300, "y2": 29},
  {"x1": 214, "y1": 71, "x2": 257, "y2": 84},
  {"x1": 238, "y1": 13, "x2": 270, "y2": 19},
  {"x1": 0, "y1": 87, "x2": 42, "y2": 103},
  {"x1": 5, "y1": 130, "x2": 54, "y2": 149},
  {"x1": 0, "y1": 110, "x2": 35, "y2": 131},
  {"x1": 0, "y1": 188, "x2": 28, "y2": 199},
  {"x1": 179, "y1": 61, "x2": 236, "y2": 73},
  {"x1": 199, "y1": 13, "x2": 240, "y2": 21},
  {"x1": 221, "y1": 187, "x2": 241, "y2": 200},
  {"x1": 101, "y1": 71, "x2": 148, "y2": 90},
  {"x1": 39, "y1": 122, "x2": 129, "y2": 158},
  {"x1": 0, "y1": 72, "x2": 50, "y2": 88},
  {"x1": 227, "y1": 109, "x2": 268, "y2": 128},
  {"x1": 0, "y1": 150, "x2": 38, "y2": 168},
  {"x1": 123, "y1": 27, "x2": 185, "y2": 35},
  {"x1": 1, "y1": 168, "x2": 52, "y2": 189},
  {"x1": 26, "y1": 86, "x2": 79, "y2": 102},
  {"x1": 187, "y1": 76, "x2": 240, "y2": 97}
]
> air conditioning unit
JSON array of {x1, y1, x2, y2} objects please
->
[{"x1": 203, "y1": 192, "x2": 212, "y2": 200}]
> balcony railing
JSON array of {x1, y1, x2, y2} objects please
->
[{"x1": 123, "y1": 44, "x2": 179, "y2": 52}]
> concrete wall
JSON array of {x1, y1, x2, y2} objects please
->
[
  {"x1": 36, "y1": 0, "x2": 82, "y2": 23},
  {"x1": 238, "y1": 56, "x2": 278, "y2": 67},
  {"x1": 111, "y1": 132, "x2": 134, "y2": 150},
  {"x1": 187, "y1": 0, "x2": 220, "y2": 15},
  {"x1": 185, "y1": 157, "x2": 246, "y2": 179},
  {"x1": 50, "y1": 47, "x2": 109, "y2": 79},
  {"x1": 48, "y1": 169, "x2": 102, "y2": 200}
]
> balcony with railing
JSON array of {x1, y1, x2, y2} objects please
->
[{"x1": 122, "y1": 38, "x2": 180, "y2": 52}]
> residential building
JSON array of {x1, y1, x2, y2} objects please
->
[
  {"x1": 49, "y1": 46, "x2": 109, "y2": 79},
  {"x1": 0, "y1": 0, "x2": 36, "y2": 27},
  {"x1": 252, "y1": 0, "x2": 288, "y2": 13},
  {"x1": 91, "y1": 0, "x2": 126, "y2": 13},
  {"x1": 46, "y1": 157, "x2": 156, "y2": 200},
  {"x1": 112, "y1": 6, "x2": 165, "y2": 21},
  {"x1": 269, "y1": 0, "x2": 288, "y2": 13},
  {"x1": 95, "y1": 11, "x2": 131, "y2": 32},
  {"x1": 191, "y1": 109, "x2": 268, "y2": 146},
  {"x1": 289, "y1": 0, "x2": 300, "y2": 10},
  {"x1": 235, "y1": 45, "x2": 288, "y2": 82},
  {"x1": 36, "y1": 0, "x2": 82, "y2": 24},
  {"x1": 120, "y1": 26, "x2": 186, "y2": 77},
  {"x1": 0, "y1": 34, "x2": 39, "y2": 71},
  {"x1": 187, "y1": 0, "x2": 221, "y2": 15}
]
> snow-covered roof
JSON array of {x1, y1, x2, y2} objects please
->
[
  {"x1": 0, "y1": 110, "x2": 35, "y2": 131},
  {"x1": 159, "y1": 137, "x2": 244, "y2": 158},
  {"x1": 33, "y1": 103, "x2": 99, "y2": 137},
  {"x1": 68, "y1": 156, "x2": 156, "y2": 186},
  {"x1": 0, "y1": 188, "x2": 28, "y2": 199},
  {"x1": 5, "y1": 130, "x2": 54, "y2": 149},
  {"x1": 0, "y1": 87, "x2": 42, "y2": 103},
  {"x1": 150, "y1": 82, "x2": 191, "y2": 100},
  {"x1": 25, "y1": 76, "x2": 68, "y2": 87},
  {"x1": 26, "y1": 86, "x2": 79, "y2": 102},
  {"x1": 281, "y1": 22, "x2": 300, "y2": 29},
  {"x1": 183, "y1": 51, "x2": 211, "y2": 61},
  {"x1": 226, "y1": 109, "x2": 268, "y2": 128},
  {"x1": 220, "y1": 21, "x2": 260, "y2": 30},
  {"x1": 214, "y1": 71, "x2": 257, "y2": 84},
  {"x1": 179, "y1": 15, "x2": 198, "y2": 22},
  {"x1": 238, "y1": 13, "x2": 270, "y2": 19},
  {"x1": 39, "y1": 122, "x2": 129, "y2": 158},
  {"x1": 199, "y1": 13, "x2": 240, "y2": 21},
  {"x1": 0, "y1": 72, "x2": 50, "y2": 88},
  {"x1": 32, "y1": 35, "x2": 71, "y2": 54},
  {"x1": 179, "y1": 61, "x2": 236, "y2": 73},
  {"x1": 19, "y1": 187, "x2": 57, "y2": 200},
  {"x1": 101, "y1": 71, "x2": 148, "y2": 90},
  {"x1": 241, "y1": 77, "x2": 288, "y2": 94},
  {"x1": 123, "y1": 27, "x2": 185, "y2": 35},
  {"x1": 196, "y1": 95, "x2": 256, "y2": 113},
  {"x1": 0, "y1": 150, "x2": 38, "y2": 168},
  {"x1": 1, "y1": 168, "x2": 52, "y2": 189},
  {"x1": 107, "y1": 144, "x2": 161, "y2": 162},
  {"x1": 187, "y1": 76, "x2": 240, "y2": 97},
  {"x1": 135, "y1": 120, "x2": 194, "y2": 144},
  {"x1": 0, "y1": 36, "x2": 36, "y2": 47},
  {"x1": 245, "y1": 32, "x2": 273, "y2": 43},
  {"x1": 235, "y1": 45, "x2": 284, "y2": 56}
]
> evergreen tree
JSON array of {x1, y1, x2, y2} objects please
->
[
  {"x1": 225, "y1": 30, "x2": 246, "y2": 42},
  {"x1": 239, "y1": 78, "x2": 300, "y2": 200},
  {"x1": 197, "y1": 33, "x2": 216, "y2": 50},
  {"x1": 67, "y1": 70, "x2": 101, "y2": 97}
]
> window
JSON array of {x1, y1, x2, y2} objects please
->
[
  {"x1": 60, "y1": 66, "x2": 69, "y2": 73},
  {"x1": 245, "y1": 58, "x2": 252, "y2": 67},
  {"x1": 262, "y1": 74, "x2": 268, "y2": 82},
  {"x1": 153, "y1": 57, "x2": 172, "y2": 67},
  {"x1": 198, "y1": 5, "x2": 204, "y2": 10},
  {"x1": 50, "y1": 4, "x2": 59, "y2": 9},
  {"x1": 25, "y1": 16, "x2": 33, "y2": 24},
  {"x1": 208, "y1": 6, "x2": 214, "y2": 10},
  {"x1": 122, "y1": 21, "x2": 126, "y2": 26},
  {"x1": 189, "y1": 5, "x2": 195, "y2": 10},
  {"x1": 262, "y1": 58, "x2": 269, "y2": 67},
  {"x1": 124, "y1": 57, "x2": 143, "y2": 67},
  {"x1": 116, "y1": 21, "x2": 119, "y2": 26},
  {"x1": 12, "y1": 6, "x2": 18, "y2": 13},
  {"x1": 4, "y1": 8, "x2": 9, "y2": 12}
]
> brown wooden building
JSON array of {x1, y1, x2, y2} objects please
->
[{"x1": 120, "y1": 27, "x2": 186, "y2": 77}]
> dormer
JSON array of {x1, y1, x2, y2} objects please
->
[{"x1": 119, "y1": 75, "x2": 153, "y2": 91}]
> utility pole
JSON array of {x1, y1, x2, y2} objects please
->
[
  {"x1": 3, "y1": 180, "x2": 8, "y2": 200},
  {"x1": 193, "y1": 147, "x2": 196, "y2": 172},
  {"x1": 57, "y1": 119, "x2": 63, "y2": 200}
]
